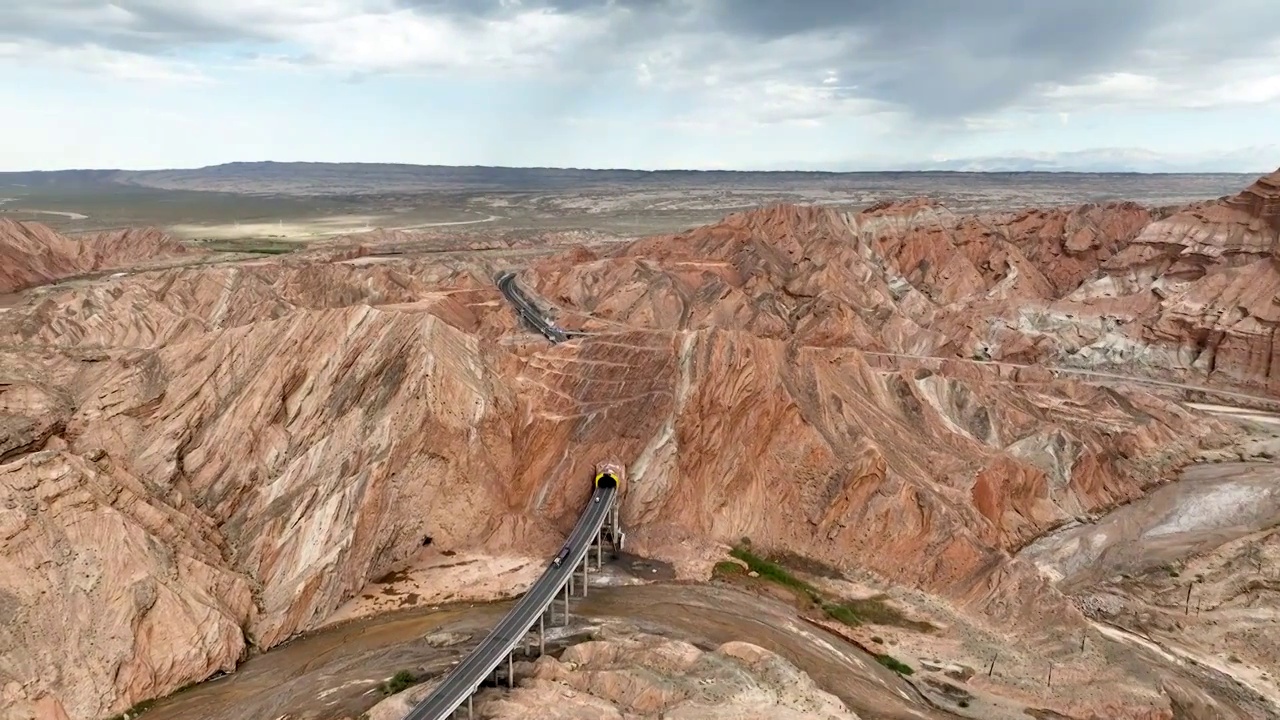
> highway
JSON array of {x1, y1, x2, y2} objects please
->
[
  {"x1": 496, "y1": 271, "x2": 569, "y2": 343},
  {"x1": 403, "y1": 484, "x2": 617, "y2": 720}
]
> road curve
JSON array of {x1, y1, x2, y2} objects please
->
[
  {"x1": 496, "y1": 271, "x2": 569, "y2": 344},
  {"x1": 404, "y1": 485, "x2": 616, "y2": 720}
]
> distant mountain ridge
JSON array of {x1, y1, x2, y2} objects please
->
[{"x1": 0, "y1": 160, "x2": 1266, "y2": 197}]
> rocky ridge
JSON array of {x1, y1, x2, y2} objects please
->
[
  {"x1": 0, "y1": 220, "x2": 201, "y2": 294},
  {"x1": 0, "y1": 170, "x2": 1277, "y2": 719}
]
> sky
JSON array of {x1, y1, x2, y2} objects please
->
[{"x1": 2, "y1": 0, "x2": 1280, "y2": 172}]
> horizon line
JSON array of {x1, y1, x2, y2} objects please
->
[{"x1": 0, "y1": 159, "x2": 1271, "y2": 176}]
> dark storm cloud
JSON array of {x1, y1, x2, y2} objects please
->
[
  {"x1": 692, "y1": 0, "x2": 1280, "y2": 117},
  {"x1": 388, "y1": 0, "x2": 1280, "y2": 118},
  {"x1": 5, "y1": 0, "x2": 1280, "y2": 118}
]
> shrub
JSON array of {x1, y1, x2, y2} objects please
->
[
  {"x1": 876, "y1": 654, "x2": 914, "y2": 675},
  {"x1": 712, "y1": 561, "x2": 745, "y2": 578},
  {"x1": 822, "y1": 596, "x2": 936, "y2": 632},
  {"x1": 381, "y1": 669, "x2": 418, "y2": 695},
  {"x1": 728, "y1": 546, "x2": 818, "y2": 598},
  {"x1": 821, "y1": 602, "x2": 863, "y2": 628}
]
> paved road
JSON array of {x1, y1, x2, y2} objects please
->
[
  {"x1": 404, "y1": 485, "x2": 616, "y2": 720},
  {"x1": 497, "y1": 271, "x2": 568, "y2": 343}
]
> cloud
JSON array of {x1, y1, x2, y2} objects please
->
[
  {"x1": 284, "y1": 6, "x2": 611, "y2": 74},
  {"x1": 2, "y1": 0, "x2": 1279, "y2": 123},
  {"x1": 1037, "y1": 39, "x2": 1280, "y2": 111},
  {"x1": 0, "y1": 39, "x2": 212, "y2": 83}
]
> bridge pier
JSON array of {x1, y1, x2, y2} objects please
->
[
  {"x1": 608, "y1": 506, "x2": 623, "y2": 552},
  {"x1": 406, "y1": 486, "x2": 622, "y2": 720}
]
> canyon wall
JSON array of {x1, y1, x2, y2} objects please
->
[{"x1": 0, "y1": 170, "x2": 1276, "y2": 718}]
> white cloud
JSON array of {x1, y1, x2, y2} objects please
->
[
  {"x1": 0, "y1": 40, "x2": 212, "y2": 83},
  {"x1": 1, "y1": 1, "x2": 1279, "y2": 171},
  {"x1": 1, "y1": 1, "x2": 618, "y2": 79},
  {"x1": 634, "y1": 61, "x2": 653, "y2": 86},
  {"x1": 1017, "y1": 37, "x2": 1280, "y2": 114},
  {"x1": 278, "y1": 6, "x2": 612, "y2": 75}
]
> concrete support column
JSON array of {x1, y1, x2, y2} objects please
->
[
  {"x1": 582, "y1": 558, "x2": 589, "y2": 597},
  {"x1": 563, "y1": 582, "x2": 570, "y2": 625},
  {"x1": 597, "y1": 528, "x2": 604, "y2": 569},
  {"x1": 468, "y1": 694, "x2": 473, "y2": 718},
  {"x1": 539, "y1": 613, "x2": 545, "y2": 655},
  {"x1": 507, "y1": 652, "x2": 514, "y2": 688}
]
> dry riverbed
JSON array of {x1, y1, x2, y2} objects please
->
[
  {"x1": 1016, "y1": 403, "x2": 1280, "y2": 718},
  {"x1": 138, "y1": 581, "x2": 947, "y2": 720}
]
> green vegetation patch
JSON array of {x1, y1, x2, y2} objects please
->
[
  {"x1": 820, "y1": 602, "x2": 863, "y2": 627},
  {"x1": 712, "y1": 560, "x2": 746, "y2": 578},
  {"x1": 828, "y1": 595, "x2": 937, "y2": 633},
  {"x1": 198, "y1": 240, "x2": 299, "y2": 255},
  {"x1": 727, "y1": 545, "x2": 821, "y2": 601},
  {"x1": 876, "y1": 654, "x2": 915, "y2": 675},
  {"x1": 723, "y1": 543, "x2": 935, "y2": 633},
  {"x1": 767, "y1": 550, "x2": 844, "y2": 580},
  {"x1": 380, "y1": 669, "x2": 420, "y2": 696}
]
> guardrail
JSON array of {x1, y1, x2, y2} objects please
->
[
  {"x1": 403, "y1": 485, "x2": 618, "y2": 720},
  {"x1": 496, "y1": 271, "x2": 568, "y2": 344}
]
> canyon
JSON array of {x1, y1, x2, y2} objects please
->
[{"x1": 1, "y1": 169, "x2": 1278, "y2": 720}]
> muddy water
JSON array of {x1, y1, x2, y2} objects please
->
[
  {"x1": 141, "y1": 604, "x2": 511, "y2": 720},
  {"x1": 143, "y1": 583, "x2": 952, "y2": 720}
]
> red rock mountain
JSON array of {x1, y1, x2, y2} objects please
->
[
  {"x1": 0, "y1": 219, "x2": 200, "y2": 294},
  {"x1": 1, "y1": 170, "x2": 1277, "y2": 719}
]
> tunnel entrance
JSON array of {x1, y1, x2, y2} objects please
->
[{"x1": 595, "y1": 473, "x2": 618, "y2": 489}]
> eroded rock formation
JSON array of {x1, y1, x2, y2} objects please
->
[
  {"x1": 1, "y1": 170, "x2": 1278, "y2": 718},
  {"x1": 0, "y1": 220, "x2": 201, "y2": 294}
]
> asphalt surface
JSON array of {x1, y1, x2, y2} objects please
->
[
  {"x1": 403, "y1": 485, "x2": 616, "y2": 720},
  {"x1": 497, "y1": 271, "x2": 568, "y2": 343}
]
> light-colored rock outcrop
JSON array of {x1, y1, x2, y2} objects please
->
[
  {"x1": 476, "y1": 631, "x2": 859, "y2": 720},
  {"x1": 1070, "y1": 169, "x2": 1280, "y2": 393}
]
